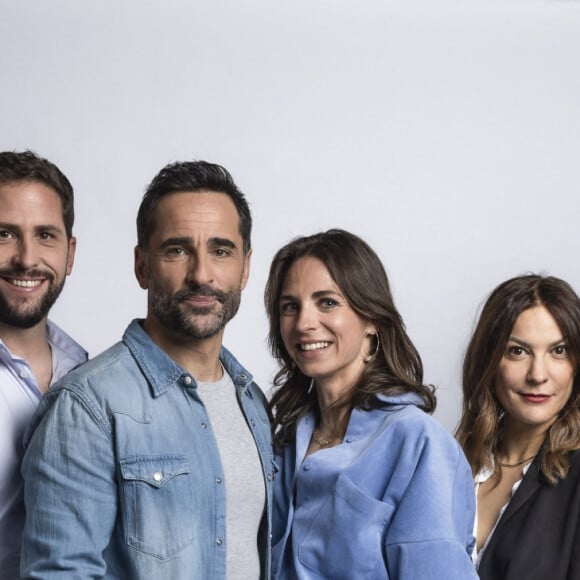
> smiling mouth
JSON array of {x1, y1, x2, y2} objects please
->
[
  {"x1": 0, "y1": 276, "x2": 45, "y2": 289},
  {"x1": 0, "y1": 268, "x2": 51, "y2": 288},
  {"x1": 9, "y1": 279, "x2": 44, "y2": 288},
  {"x1": 299, "y1": 342, "x2": 330, "y2": 351}
]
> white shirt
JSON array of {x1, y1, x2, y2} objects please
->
[
  {"x1": 0, "y1": 321, "x2": 87, "y2": 579},
  {"x1": 472, "y1": 462, "x2": 532, "y2": 569}
]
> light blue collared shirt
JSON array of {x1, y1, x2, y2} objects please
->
[
  {"x1": 272, "y1": 393, "x2": 478, "y2": 579},
  {"x1": 0, "y1": 321, "x2": 87, "y2": 580}
]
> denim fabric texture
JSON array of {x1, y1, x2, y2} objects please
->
[
  {"x1": 21, "y1": 319, "x2": 273, "y2": 579},
  {"x1": 272, "y1": 393, "x2": 478, "y2": 580}
]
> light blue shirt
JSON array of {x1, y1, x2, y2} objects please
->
[
  {"x1": 0, "y1": 321, "x2": 87, "y2": 580},
  {"x1": 21, "y1": 319, "x2": 274, "y2": 579},
  {"x1": 272, "y1": 393, "x2": 478, "y2": 579}
]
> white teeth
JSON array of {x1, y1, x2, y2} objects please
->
[
  {"x1": 11, "y1": 279, "x2": 42, "y2": 288},
  {"x1": 300, "y1": 342, "x2": 329, "y2": 351}
]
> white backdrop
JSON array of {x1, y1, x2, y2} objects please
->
[{"x1": 1, "y1": 0, "x2": 579, "y2": 431}]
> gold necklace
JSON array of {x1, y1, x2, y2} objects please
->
[
  {"x1": 311, "y1": 430, "x2": 341, "y2": 447},
  {"x1": 498, "y1": 455, "x2": 536, "y2": 468}
]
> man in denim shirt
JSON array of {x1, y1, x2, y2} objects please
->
[
  {"x1": 21, "y1": 161, "x2": 273, "y2": 579},
  {"x1": 0, "y1": 151, "x2": 87, "y2": 580}
]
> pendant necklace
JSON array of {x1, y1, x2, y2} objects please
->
[
  {"x1": 498, "y1": 455, "x2": 536, "y2": 468},
  {"x1": 311, "y1": 430, "x2": 341, "y2": 447}
]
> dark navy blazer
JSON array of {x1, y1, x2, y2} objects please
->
[{"x1": 478, "y1": 448, "x2": 580, "y2": 580}]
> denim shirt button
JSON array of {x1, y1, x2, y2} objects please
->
[
  {"x1": 239, "y1": 374, "x2": 247, "y2": 380},
  {"x1": 216, "y1": 476, "x2": 222, "y2": 484},
  {"x1": 183, "y1": 375, "x2": 193, "y2": 385},
  {"x1": 303, "y1": 463, "x2": 311, "y2": 471},
  {"x1": 216, "y1": 538, "x2": 223, "y2": 546},
  {"x1": 201, "y1": 422, "x2": 208, "y2": 429},
  {"x1": 267, "y1": 473, "x2": 272, "y2": 481},
  {"x1": 250, "y1": 419, "x2": 256, "y2": 427},
  {"x1": 153, "y1": 471, "x2": 163, "y2": 482}
]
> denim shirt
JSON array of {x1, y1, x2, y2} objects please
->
[
  {"x1": 272, "y1": 393, "x2": 477, "y2": 579},
  {"x1": 21, "y1": 320, "x2": 274, "y2": 579}
]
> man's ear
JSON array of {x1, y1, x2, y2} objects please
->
[
  {"x1": 65, "y1": 236, "x2": 77, "y2": 276},
  {"x1": 240, "y1": 249, "x2": 252, "y2": 290},
  {"x1": 134, "y1": 245, "x2": 149, "y2": 289}
]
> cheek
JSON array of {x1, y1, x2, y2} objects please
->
[
  {"x1": 494, "y1": 365, "x2": 519, "y2": 404},
  {"x1": 52, "y1": 251, "x2": 72, "y2": 278},
  {"x1": 556, "y1": 365, "x2": 576, "y2": 396},
  {"x1": 152, "y1": 263, "x2": 185, "y2": 287},
  {"x1": 496, "y1": 362, "x2": 524, "y2": 389},
  {"x1": 279, "y1": 320, "x2": 293, "y2": 349}
]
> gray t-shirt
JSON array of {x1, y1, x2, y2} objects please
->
[{"x1": 197, "y1": 369, "x2": 266, "y2": 580}]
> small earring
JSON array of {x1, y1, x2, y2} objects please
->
[
  {"x1": 364, "y1": 334, "x2": 380, "y2": 363},
  {"x1": 307, "y1": 378, "x2": 315, "y2": 394}
]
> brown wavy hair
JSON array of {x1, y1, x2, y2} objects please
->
[
  {"x1": 265, "y1": 229, "x2": 435, "y2": 451},
  {"x1": 455, "y1": 274, "x2": 580, "y2": 485}
]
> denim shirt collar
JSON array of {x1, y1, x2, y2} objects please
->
[
  {"x1": 345, "y1": 391, "x2": 424, "y2": 440},
  {"x1": 122, "y1": 319, "x2": 254, "y2": 398}
]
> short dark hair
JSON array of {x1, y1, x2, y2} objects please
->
[
  {"x1": 265, "y1": 228, "x2": 435, "y2": 449},
  {"x1": 456, "y1": 274, "x2": 580, "y2": 484},
  {"x1": 137, "y1": 160, "x2": 252, "y2": 253},
  {"x1": 0, "y1": 150, "x2": 75, "y2": 239}
]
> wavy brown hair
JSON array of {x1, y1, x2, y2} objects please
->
[
  {"x1": 455, "y1": 274, "x2": 580, "y2": 485},
  {"x1": 265, "y1": 229, "x2": 435, "y2": 451}
]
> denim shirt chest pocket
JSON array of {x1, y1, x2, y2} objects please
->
[
  {"x1": 119, "y1": 455, "x2": 192, "y2": 560},
  {"x1": 298, "y1": 474, "x2": 394, "y2": 578}
]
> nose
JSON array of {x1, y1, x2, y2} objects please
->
[
  {"x1": 295, "y1": 303, "x2": 318, "y2": 332},
  {"x1": 527, "y1": 355, "x2": 549, "y2": 385},
  {"x1": 12, "y1": 236, "x2": 39, "y2": 270},
  {"x1": 185, "y1": 253, "x2": 214, "y2": 286}
]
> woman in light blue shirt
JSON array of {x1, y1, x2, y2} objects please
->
[{"x1": 265, "y1": 229, "x2": 478, "y2": 579}]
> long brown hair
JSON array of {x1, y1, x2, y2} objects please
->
[
  {"x1": 265, "y1": 229, "x2": 435, "y2": 450},
  {"x1": 455, "y1": 274, "x2": 580, "y2": 484}
]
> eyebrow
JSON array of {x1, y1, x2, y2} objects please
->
[
  {"x1": 36, "y1": 225, "x2": 64, "y2": 234},
  {"x1": 280, "y1": 289, "x2": 341, "y2": 301},
  {"x1": 208, "y1": 237, "x2": 237, "y2": 250},
  {"x1": 159, "y1": 237, "x2": 191, "y2": 249},
  {"x1": 508, "y1": 336, "x2": 567, "y2": 349},
  {"x1": 159, "y1": 236, "x2": 238, "y2": 250},
  {"x1": 0, "y1": 223, "x2": 64, "y2": 234}
]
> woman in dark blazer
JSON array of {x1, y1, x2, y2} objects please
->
[{"x1": 456, "y1": 274, "x2": 580, "y2": 579}]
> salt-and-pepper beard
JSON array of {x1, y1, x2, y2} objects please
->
[{"x1": 150, "y1": 283, "x2": 242, "y2": 340}]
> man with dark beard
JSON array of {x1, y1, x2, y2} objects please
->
[
  {"x1": 21, "y1": 161, "x2": 273, "y2": 580},
  {"x1": 0, "y1": 150, "x2": 87, "y2": 579}
]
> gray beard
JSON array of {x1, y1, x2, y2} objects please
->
[{"x1": 150, "y1": 284, "x2": 242, "y2": 340}]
